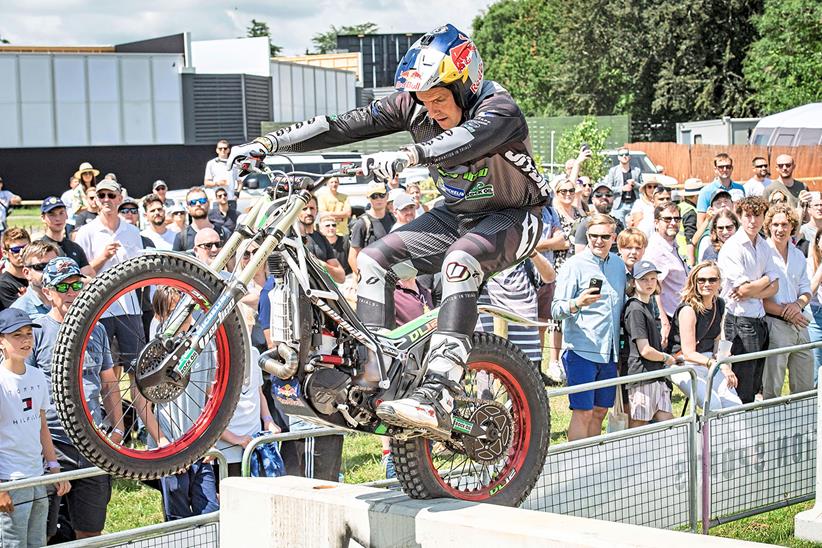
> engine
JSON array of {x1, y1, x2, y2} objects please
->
[{"x1": 304, "y1": 368, "x2": 351, "y2": 415}]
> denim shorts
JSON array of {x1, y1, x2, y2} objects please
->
[{"x1": 563, "y1": 349, "x2": 617, "y2": 410}]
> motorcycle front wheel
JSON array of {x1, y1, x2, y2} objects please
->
[{"x1": 52, "y1": 253, "x2": 247, "y2": 479}]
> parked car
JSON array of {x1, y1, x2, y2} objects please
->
[{"x1": 601, "y1": 149, "x2": 661, "y2": 180}]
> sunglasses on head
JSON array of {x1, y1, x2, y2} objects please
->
[
  {"x1": 25, "y1": 262, "x2": 49, "y2": 272},
  {"x1": 7, "y1": 244, "x2": 26, "y2": 254},
  {"x1": 97, "y1": 192, "x2": 118, "y2": 200},
  {"x1": 51, "y1": 280, "x2": 84, "y2": 293},
  {"x1": 119, "y1": 207, "x2": 139, "y2": 215},
  {"x1": 188, "y1": 197, "x2": 208, "y2": 206},
  {"x1": 196, "y1": 241, "x2": 222, "y2": 250}
]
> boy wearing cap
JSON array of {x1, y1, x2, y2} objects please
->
[
  {"x1": 28, "y1": 257, "x2": 125, "y2": 539},
  {"x1": 0, "y1": 308, "x2": 71, "y2": 546},
  {"x1": 39, "y1": 196, "x2": 93, "y2": 276},
  {"x1": 348, "y1": 182, "x2": 394, "y2": 276}
]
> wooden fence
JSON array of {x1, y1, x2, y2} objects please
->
[{"x1": 624, "y1": 143, "x2": 822, "y2": 190}]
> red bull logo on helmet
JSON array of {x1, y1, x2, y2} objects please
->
[
  {"x1": 449, "y1": 38, "x2": 476, "y2": 73},
  {"x1": 397, "y1": 69, "x2": 425, "y2": 91}
]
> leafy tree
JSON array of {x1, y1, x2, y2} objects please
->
[
  {"x1": 247, "y1": 19, "x2": 282, "y2": 57},
  {"x1": 472, "y1": 0, "x2": 565, "y2": 116},
  {"x1": 743, "y1": 0, "x2": 822, "y2": 114},
  {"x1": 311, "y1": 22, "x2": 379, "y2": 54},
  {"x1": 555, "y1": 117, "x2": 611, "y2": 182}
]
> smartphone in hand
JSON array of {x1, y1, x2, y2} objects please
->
[{"x1": 589, "y1": 278, "x2": 603, "y2": 295}]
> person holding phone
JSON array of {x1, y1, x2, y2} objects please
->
[{"x1": 553, "y1": 214, "x2": 627, "y2": 441}]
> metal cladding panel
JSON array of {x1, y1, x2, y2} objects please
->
[{"x1": 243, "y1": 74, "x2": 272, "y2": 142}]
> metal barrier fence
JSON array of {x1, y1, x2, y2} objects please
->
[
  {"x1": 522, "y1": 365, "x2": 700, "y2": 532},
  {"x1": 240, "y1": 427, "x2": 349, "y2": 477},
  {"x1": 700, "y1": 340, "x2": 822, "y2": 533}
]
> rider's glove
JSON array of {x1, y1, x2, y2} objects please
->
[
  {"x1": 227, "y1": 137, "x2": 274, "y2": 173},
  {"x1": 362, "y1": 150, "x2": 415, "y2": 183}
]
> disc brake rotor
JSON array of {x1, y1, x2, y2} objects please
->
[
  {"x1": 135, "y1": 338, "x2": 189, "y2": 403},
  {"x1": 458, "y1": 399, "x2": 514, "y2": 465}
]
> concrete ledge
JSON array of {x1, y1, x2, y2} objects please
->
[
  {"x1": 219, "y1": 476, "x2": 767, "y2": 547},
  {"x1": 795, "y1": 506, "x2": 822, "y2": 542}
]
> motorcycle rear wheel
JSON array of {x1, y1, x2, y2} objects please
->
[{"x1": 390, "y1": 332, "x2": 550, "y2": 507}]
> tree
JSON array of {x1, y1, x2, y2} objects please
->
[
  {"x1": 744, "y1": 0, "x2": 822, "y2": 114},
  {"x1": 0, "y1": 33, "x2": 9, "y2": 44},
  {"x1": 311, "y1": 22, "x2": 379, "y2": 54},
  {"x1": 472, "y1": 0, "x2": 565, "y2": 116},
  {"x1": 247, "y1": 19, "x2": 282, "y2": 57},
  {"x1": 555, "y1": 117, "x2": 611, "y2": 182}
]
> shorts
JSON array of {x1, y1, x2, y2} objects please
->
[
  {"x1": 48, "y1": 441, "x2": 112, "y2": 535},
  {"x1": 536, "y1": 281, "x2": 555, "y2": 322},
  {"x1": 628, "y1": 381, "x2": 672, "y2": 421},
  {"x1": 564, "y1": 350, "x2": 617, "y2": 410},
  {"x1": 100, "y1": 314, "x2": 146, "y2": 373}
]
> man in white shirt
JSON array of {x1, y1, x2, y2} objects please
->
[
  {"x1": 717, "y1": 196, "x2": 780, "y2": 403},
  {"x1": 762, "y1": 205, "x2": 813, "y2": 399},
  {"x1": 140, "y1": 193, "x2": 176, "y2": 250},
  {"x1": 74, "y1": 180, "x2": 145, "y2": 377},
  {"x1": 800, "y1": 191, "x2": 822, "y2": 243},
  {"x1": 204, "y1": 139, "x2": 239, "y2": 208},
  {"x1": 743, "y1": 156, "x2": 772, "y2": 197}
]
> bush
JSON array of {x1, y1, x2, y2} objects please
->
[{"x1": 555, "y1": 116, "x2": 611, "y2": 183}]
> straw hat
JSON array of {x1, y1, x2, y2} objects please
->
[{"x1": 74, "y1": 162, "x2": 100, "y2": 179}]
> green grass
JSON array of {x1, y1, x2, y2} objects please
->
[
  {"x1": 710, "y1": 501, "x2": 821, "y2": 547},
  {"x1": 105, "y1": 479, "x2": 164, "y2": 533}
]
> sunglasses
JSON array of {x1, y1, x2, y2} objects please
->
[
  {"x1": 716, "y1": 224, "x2": 736, "y2": 232},
  {"x1": 696, "y1": 277, "x2": 719, "y2": 284},
  {"x1": 644, "y1": 185, "x2": 659, "y2": 190},
  {"x1": 25, "y1": 262, "x2": 49, "y2": 272},
  {"x1": 369, "y1": 193, "x2": 387, "y2": 199},
  {"x1": 660, "y1": 216, "x2": 682, "y2": 223},
  {"x1": 196, "y1": 241, "x2": 222, "y2": 250},
  {"x1": 754, "y1": 164, "x2": 768, "y2": 169},
  {"x1": 216, "y1": 193, "x2": 227, "y2": 198},
  {"x1": 716, "y1": 164, "x2": 733, "y2": 170},
  {"x1": 322, "y1": 223, "x2": 337, "y2": 228},
  {"x1": 588, "y1": 233, "x2": 613, "y2": 240},
  {"x1": 577, "y1": 182, "x2": 593, "y2": 188},
  {"x1": 173, "y1": 211, "x2": 186, "y2": 216},
  {"x1": 7, "y1": 244, "x2": 27, "y2": 254},
  {"x1": 618, "y1": 152, "x2": 630, "y2": 157},
  {"x1": 217, "y1": 146, "x2": 230, "y2": 150},
  {"x1": 119, "y1": 207, "x2": 139, "y2": 214},
  {"x1": 242, "y1": 250, "x2": 256, "y2": 259},
  {"x1": 593, "y1": 192, "x2": 614, "y2": 199},
  {"x1": 777, "y1": 163, "x2": 793, "y2": 168},
  {"x1": 51, "y1": 280, "x2": 84, "y2": 293},
  {"x1": 97, "y1": 192, "x2": 118, "y2": 200},
  {"x1": 188, "y1": 197, "x2": 208, "y2": 206},
  {"x1": 556, "y1": 188, "x2": 575, "y2": 195}
]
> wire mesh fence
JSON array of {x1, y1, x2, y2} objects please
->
[
  {"x1": 103, "y1": 521, "x2": 218, "y2": 548},
  {"x1": 523, "y1": 423, "x2": 693, "y2": 530},
  {"x1": 705, "y1": 391, "x2": 816, "y2": 527}
]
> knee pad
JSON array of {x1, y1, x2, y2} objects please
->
[
  {"x1": 440, "y1": 250, "x2": 483, "y2": 300},
  {"x1": 356, "y1": 252, "x2": 389, "y2": 303}
]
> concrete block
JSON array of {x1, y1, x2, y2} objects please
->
[
  {"x1": 795, "y1": 506, "x2": 822, "y2": 542},
  {"x1": 219, "y1": 476, "x2": 768, "y2": 548}
]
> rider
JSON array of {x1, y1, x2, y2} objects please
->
[{"x1": 228, "y1": 24, "x2": 548, "y2": 433}]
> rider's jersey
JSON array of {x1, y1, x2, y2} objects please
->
[{"x1": 263, "y1": 81, "x2": 549, "y2": 215}]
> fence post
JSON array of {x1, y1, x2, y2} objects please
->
[{"x1": 794, "y1": 380, "x2": 822, "y2": 541}]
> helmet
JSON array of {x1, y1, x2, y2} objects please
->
[{"x1": 394, "y1": 24, "x2": 484, "y2": 110}]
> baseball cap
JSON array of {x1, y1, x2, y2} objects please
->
[
  {"x1": 592, "y1": 182, "x2": 611, "y2": 193},
  {"x1": 118, "y1": 197, "x2": 139, "y2": 210},
  {"x1": 388, "y1": 188, "x2": 405, "y2": 202},
  {"x1": 41, "y1": 196, "x2": 66, "y2": 213},
  {"x1": 366, "y1": 182, "x2": 387, "y2": 197},
  {"x1": 682, "y1": 178, "x2": 703, "y2": 197},
  {"x1": 0, "y1": 308, "x2": 41, "y2": 334},
  {"x1": 96, "y1": 180, "x2": 122, "y2": 194},
  {"x1": 169, "y1": 202, "x2": 186, "y2": 215},
  {"x1": 43, "y1": 257, "x2": 82, "y2": 287},
  {"x1": 633, "y1": 260, "x2": 661, "y2": 280},
  {"x1": 710, "y1": 189, "x2": 732, "y2": 205},
  {"x1": 152, "y1": 179, "x2": 167, "y2": 191},
  {"x1": 393, "y1": 192, "x2": 415, "y2": 211}
]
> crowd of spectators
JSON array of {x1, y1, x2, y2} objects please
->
[{"x1": 0, "y1": 141, "x2": 819, "y2": 544}]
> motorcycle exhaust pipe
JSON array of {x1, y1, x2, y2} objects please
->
[{"x1": 258, "y1": 343, "x2": 299, "y2": 379}]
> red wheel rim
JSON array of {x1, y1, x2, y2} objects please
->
[
  {"x1": 76, "y1": 277, "x2": 231, "y2": 460},
  {"x1": 423, "y1": 360, "x2": 532, "y2": 500}
]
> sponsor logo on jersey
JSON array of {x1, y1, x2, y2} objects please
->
[
  {"x1": 504, "y1": 150, "x2": 550, "y2": 196},
  {"x1": 441, "y1": 183, "x2": 466, "y2": 200},
  {"x1": 466, "y1": 181, "x2": 494, "y2": 201}
]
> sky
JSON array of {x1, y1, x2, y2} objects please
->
[{"x1": 0, "y1": 0, "x2": 489, "y2": 55}]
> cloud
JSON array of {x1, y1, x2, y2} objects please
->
[{"x1": 0, "y1": 0, "x2": 487, "y2": 54}]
